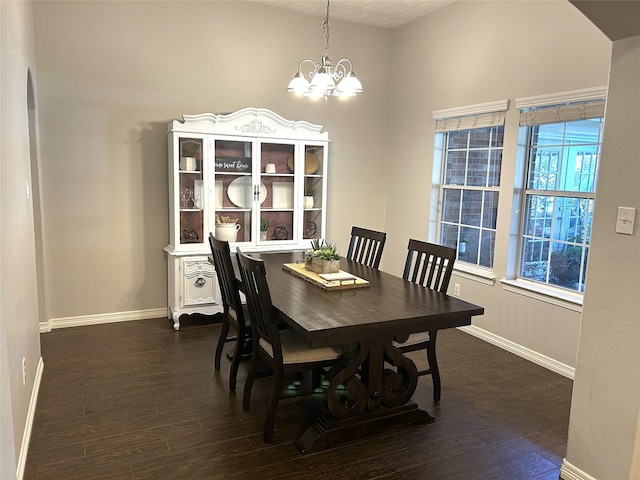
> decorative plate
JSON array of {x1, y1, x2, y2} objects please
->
[
  {"x1": 287, "y1": 152, "x2": 320, "y2": 174},
  {"x1": 227, "y1": 177, "x2": 266, "y2": 208}
]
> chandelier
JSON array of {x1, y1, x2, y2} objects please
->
[{"x1": 286, "y1": 0, "x2": 363, "y2": 100}]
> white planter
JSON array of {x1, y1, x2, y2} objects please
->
[
  {"x1": 180, "y1": 156, "x2": 197, "y2": 171},
  {"x1": 304, "y1": 196, "x2": 314, "y2": 208},
  {"x1": 215, "y1": 223, "x2": 241, "y2": 242}
]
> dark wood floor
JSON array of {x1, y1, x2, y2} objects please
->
[{"x1": 25, "y1": 316, "x2": 571, "y2": 480}]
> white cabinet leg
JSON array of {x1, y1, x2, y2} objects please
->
[{"x1": 172, "y1": 310, "x2": 181, "y2": 331}]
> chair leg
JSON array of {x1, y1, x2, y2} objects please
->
[
  {"x1": 243, "y1": 355, "x2": 258, "y2": 411},
  {"x1": 264, "y1": 368, "x2": 284, "y2": 443},
  {"x1": 228, "y1": 327, "x2": 245, "y2": 392},
  {"x1": 214, "y1": 315, "x2": 231, "y2": 370},
  {"x1": 427, "y1": 330, "x2": 441, "y2": 402}
]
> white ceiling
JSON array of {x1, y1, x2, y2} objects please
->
[{"x1": 248, "y1": 0, "x2": 457, "y2": 29}]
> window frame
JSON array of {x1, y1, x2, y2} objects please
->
[
  {"x1": 431, "y1": 100, "x2": 509, "y2": 273},
  {"x1": 510, "y1": 87, "x2": 607, "y2": 299}
]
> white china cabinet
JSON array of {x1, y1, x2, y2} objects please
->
[{"x1": 165, "y1": 108, "x2": 329, "y2": 329}]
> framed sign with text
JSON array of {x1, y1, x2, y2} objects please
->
[{"x1": 215, "y1": 157, "x2": 252, "y2": 173}]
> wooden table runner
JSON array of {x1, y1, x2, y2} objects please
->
[{"x1": 282, "y1": 263, "x2": 370, "y2": 291}]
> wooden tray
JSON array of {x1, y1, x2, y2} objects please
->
[{"x1": 282, "y1": 263, "x2": 370, "y2": 291}]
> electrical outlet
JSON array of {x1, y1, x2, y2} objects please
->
[
  {"x1": 454, "y1": 283, "x2": 460, "y2": 296},
  {"x1": 22, "y1": 357, "x2": 27, "y2": 385}
]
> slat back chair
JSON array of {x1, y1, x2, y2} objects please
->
[
  {"x1": 403, "y1": 239, "x2": 456, "y2": 292},
  {"x1": 237, "y1": 249, "x2": 341, "y2": 443},
  {"x1": 209, "y1": 233, "x2": 250, "y2": 392},
  {"x1": 346, "y1": 226, "x2": 387, "y2": 269},
  {"x1": 396, "y1": 239, "x2": 456, "y2": 402}
]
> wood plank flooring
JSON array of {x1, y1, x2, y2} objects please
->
[{"x1": 25, "y1": 316, "x2": 572, "y2": 479}]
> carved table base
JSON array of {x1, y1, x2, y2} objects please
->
[
  {"x1": 296, "y1": 401, "x2": 434, "y2": 453},
  {"x1": 295, "y1": 338, "x2": 434, "y2": 453}
]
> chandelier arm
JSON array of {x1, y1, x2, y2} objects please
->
[
  {"x1": 335, "y1": 58, "x2": 354, "y2": 73},
  {"x1": 297, "y1": 58, "x2": 318, "y2": 76}
]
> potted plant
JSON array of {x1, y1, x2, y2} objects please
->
[
  {"x1": 180, "y1": 142, "x2": 198, "y2": 171},
  {"x1": 305, "y1": 239, "x2": 341, "y2": 274},
  {"x1": 304, "y1": 186, "x2": 314, "y2": 209},
  {"x1": 260, "y1": 217, "x2": 269, "y2": 241}
]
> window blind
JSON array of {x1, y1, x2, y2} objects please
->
[
  {"x1": 433, "y1": 99, "x2": 508, "y2": 133},
  {"x1": 518, "y1": 99, "x2": 606, "y2": 127}
]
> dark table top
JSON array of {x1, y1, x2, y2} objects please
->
[{"x1": 251, "y1": 252, "x2": 484, "y2": 349}]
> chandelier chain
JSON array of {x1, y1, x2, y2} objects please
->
[{"x1": 322, "y1": 0, "x2": 330, "y2": 57}]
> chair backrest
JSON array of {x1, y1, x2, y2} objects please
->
[
  {"x1": 403, "y1": 239, "x2": 456, "y2": 293},
  {"x1": 209, "y1": 233, "x2": 243, "y2": 314},
  {"x1": 236, "y1": 249, "x2": 283, "y2": 363},
  {"x1": 346, "y1": 226, "x2": 387, "y2": 269}
]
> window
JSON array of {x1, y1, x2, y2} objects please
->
[
  {"x1": 516, "y1": 97, "x2": 605, "y2": 293},
  {"x1": 433, "y1": 101, "x2": 508, "y2": 269}
]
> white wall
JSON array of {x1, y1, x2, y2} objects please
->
[
  {"x1": 32, "y1": 1, "x2": 392, "y2": 321},
  {"x1": 563, "y1": 34, "x2": 640, "y2": 480},
  {"x1": 386, "y1": 0, "x2": 611, "y2": 370},
  {"x1": 0, "y1": 1, "x2": 43, "y2": 477}
]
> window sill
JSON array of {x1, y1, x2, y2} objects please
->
[
  {"x1": 453, "y1": 263, "x2": 496, "y2": 286},
  {"x1": 499, "y1": 278, "x2": 583, "y2": 312}
]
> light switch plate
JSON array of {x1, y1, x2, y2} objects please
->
[{"x1": 616, "y1": 207, "x2": 635, "y2": 235}]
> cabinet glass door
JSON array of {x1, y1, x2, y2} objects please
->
[
  {"x1": 178, "y1": 137, "x2": 204, "y2": 245},
  {"x1": 259, "y1": 141, "x2": 296, "y2": 243},
  {"x1": 213, "y1": 139, "x2": 253, "y2": 243},
  {"x1": 302, "y1": 144, "x2": 325, "y2": 241}
]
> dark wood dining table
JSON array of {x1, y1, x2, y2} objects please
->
[{"x1": 249, "y1": 251, "x2": 484, "y2": 453}]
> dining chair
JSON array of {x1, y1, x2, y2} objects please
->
[
  {"x1": 236, "y1": 249, "x2": 342, "y2": 443},
  {"x1": 346, "y1": 226, "x2": 387, "y2": 269},
  {"x1": 209, "y1": 233, "x2": 251, "y2": 392},
  {"x1": 394, "y1": 239, "x2": 456, "y2": 402}
]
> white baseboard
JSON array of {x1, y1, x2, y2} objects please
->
[
  {"x1": 458, "y1": 325, "x2": 575, "y2": 379},
  {"x1": 41, "y1": 307, "x2": 168, "y2": 331},
  {"x1": 560, "y1": 459, "x2": 598, "y2": 480},
  {"x1": 16, "y1": 356, "x2": 44, "y2": 480}
]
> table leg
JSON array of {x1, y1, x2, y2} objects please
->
[{"x1": 296, "y1": 339, "x2": 433, "y2": 453}]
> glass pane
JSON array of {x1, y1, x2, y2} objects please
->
[
  {"x1": 549, "y1": 241, "x2": 584, "y2": 290},
  {"x1": 527, "y1": 148, "x2": 559, "y2": 190},
  {"x1": 467, "y1": 150, "x2": 489, "y2": 187},
  {"x1": 565, "y1": 118, "x2": 603, "y2": 144},
  {"x1": 260, "y1": 142, "x2": 296, "y2": 243},
  {"x1": 460, "y1": 190, "x2": 482, "y2": 227},
  {"x1": 444, "y1": 151, "x2": 467, "y2": 185},
  {"x1": 179, "y1": 137, "x2": 203, "y2": 244},
  {"x1": 214, "y1": 139, "x2": 253, "y2": 243},
  {"x1": 440, "y1": 223, "x2": 459, "y2": 251},
  {"x1": 459, "y1": 227, "x2": 479, "y2": 264},
  {"x1": 491, "y1": 126, "x2": 504, "y2": 148},
  {"x1": 520, "y1": 238, "x2": 549, "y2": 281},
  {"x1": 442, "y1": 189, "x2": 461, "y2": 223},
  {"x1": 302, "y1": 144, "x2": 324, "y2": 241},
  {"x1": 489, "y1": 150, "x2": 502, "y2": 187},
  {"x1": 552, "y1": 197, "x2": 591, "y2": 243},
  {"x1": 532, "y1": 123, "x2": 565, "y2": 146},
  {"x1": 468, "y1": 127, "x2": 491, "y2": 149},
  {"x1": 523, "y1": 195, "x2": 554, "y2": 239},
  {"x1": 482, "y1": 191, "x2": 499, "y2": 229},
  {"x1": 447, "y1": 130, "x2": 468, "y2": 150},
  {"x1": 479, "y1": 230, "x2": 495, "y2": 268}
]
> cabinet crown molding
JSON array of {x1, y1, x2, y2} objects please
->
[{"x1": 171, "y1": 108, "x2": 329, "y2": 141}]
